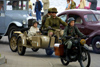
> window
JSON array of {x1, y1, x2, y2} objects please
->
[
  {"x1": 59, "y1": 15, "x2": 67, "y2": 22},
  {"x1": 6, "y1": 0, "x2": 28, "y2": 10},
  {"x1": 68, "y1": 14, "x2": 83, "y2": 24},
  {"x1": 84, "y1": 14, "x2": 97, "y2": 22},
  {"x1": 95, "y1": 14, "x2": 100, "y2": 21},
  {"x1": 0, "y1": 1, "x2": 4, "y2": 16},
  {"x1": 0, "y1": 1, "x2": 4, "y2": 11}
]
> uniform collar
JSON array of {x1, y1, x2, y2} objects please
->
[
  {"x1": 51, "y1": 16, "x2": 57, "y2": 19},
  {"x1": 68, "y1": 25, "x2": 74, "y2": 29}
]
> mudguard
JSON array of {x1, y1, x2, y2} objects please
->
[
  {"x1": 17, "y1": 33, "x2": 27, "y2": 46},
  {"x1": 10, "y1": 21, "x2": 23, "y2": 27}
]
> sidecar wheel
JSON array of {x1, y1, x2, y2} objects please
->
[
  {"x1": 18, "y1": 37, "x2": 26, "y2": 55},
  {"x1": 31, "y1": 48, "x2": 39, "y2": 52},
  {"x1": 60, "y1": 58, "x2": 69, "y2": 66},
  {"x1": 45, "y1": 48, "x2": 53, "y2": 56},
  {"x1": 9, "y1": 34, "x2": 18, "y2": 52},
  {"x1": 79, "y1": 50, "x2": 91, "y2": 67}
]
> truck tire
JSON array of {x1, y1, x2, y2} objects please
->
[
  {"x1": 8, "y1": 26, "x2": 18, "y2": 40},
  {"x1": 92, "y1": 36, "x2": 100, "y2": 54}
]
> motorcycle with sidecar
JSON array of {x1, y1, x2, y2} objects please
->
[
  {"x1": 54, "y1": 36, "x2": 91, "y2": 67},
  {"x1": 9, "y1": 28, "x2": 64, "y2": 56}
]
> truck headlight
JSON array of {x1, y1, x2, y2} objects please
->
[{"x1": 22, "y1": 20, "x2": 26, "y2": 24}]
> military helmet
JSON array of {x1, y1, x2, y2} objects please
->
[
  {"x1": 68, "y1": 17, "x2": 75, "y2": 24},
  {"x1": 32, "y1": 20, "x2": 38, "y2": 25},
  {"x1": 51, "y1": 7, "x2": 58, "y2": 13},
  {"x1": 48, "y1": 8, "x2": 52, "y2": 13}
]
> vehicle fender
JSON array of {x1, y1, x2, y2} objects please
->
[
  {"x1": 17, "y1": 34, "x2": 27, "y2": 46},
  {"x1": 10, "y1": 21, "x2": 23, "y2": 27},
  {"x1": 89, "y1": 30, "x2": 100, "y2": 38}
]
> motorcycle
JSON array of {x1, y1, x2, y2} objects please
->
[{"x1": 54, "y1": 36, "x2": 91, "y2": 67}]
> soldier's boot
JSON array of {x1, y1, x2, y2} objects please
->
[
  {"x1": 65, "y1": 41, "x2": 72, "y2": 62},
  {"x1": 65, "y1": 49, "x2": 70, "y2": 62}
]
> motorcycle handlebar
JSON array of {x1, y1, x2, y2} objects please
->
[{"x1": 65, "y1": 35, "x2": 89, "y2": 39}]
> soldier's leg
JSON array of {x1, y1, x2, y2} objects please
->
[
  {"x1": 66, "y1": 40, "x2": 72, "y2": 49},
  {"x1": 65, "y1": 40, "x2": 72, "y2": 61}
]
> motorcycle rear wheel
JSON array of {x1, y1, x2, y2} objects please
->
[{"x1": 60, "y1": 58, "x2": 69, "y2": 66}]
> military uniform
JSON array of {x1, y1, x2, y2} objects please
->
[
  {"x1": 63, "y1": 26, "x2": 84, "y2": 38},
  {"x1": 45, "y1": 16, "x2": 67, "y2": 32},
  {"x1": 63, "y1": 17, "x2": 84, "y2": 49},
  {"x1": 45, "y1": 8, "x2": 67, "y2": 33},
  {"x1": 41, "y1": 8, "x2": 52, "y2": 30},
  {"x1": 70, "y1": 1, "x2": 76, "y2": 9}
]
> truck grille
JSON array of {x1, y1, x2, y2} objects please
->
[{"x1": 28, "y1": 19, "x2": 34, "y2": 28}]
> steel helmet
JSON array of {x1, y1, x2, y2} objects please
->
[
  {"x1": 32, "y1": 20, "x2": 39, "y2": 25},
  {"x1": 68, "y1": 17, "x2": 75, "y2": 24}
]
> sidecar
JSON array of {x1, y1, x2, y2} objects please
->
[
  {"x1": 9, "y1": 28, "x2": 64, "y2": 56},
  {"x1": 10, "y1": 29, "x2": 55, "y2": 56}
]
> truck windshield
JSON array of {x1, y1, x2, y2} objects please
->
[
  {"x1": 95, "y1": 14, "x2": 100, "y2": 21},
  {"x1": 6, "y1": 0, "x2": 28, "y2": 10},
  {"x1": 84, "y1": 14, "x2": 97, "y2": 22}
]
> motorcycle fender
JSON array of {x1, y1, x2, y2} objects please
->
[
  {"x1": 14, "y1": 31, "x2": 22, "y2": 34},
  {"x1": 83, "y1": 44, "x2": 89, "y2": 51},
  {"x1": 18, "y1": 34, "x2": 27, "y2": 46}
]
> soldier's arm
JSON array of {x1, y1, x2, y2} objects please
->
[
  {"x1": 42, "y1": 16, "x2": 45, "y2": 25},
  {"x1": 45, "y1": 18, "x2": 50, "y2": 28},
  {"x1": 75, "y1": 26, "x2": 84, "y2": 37},
  {"x1": 62, "y1": 26, "x2": 68, "y2": 38},
  {"x1": 59, "y1": 18, "x2": 68, "y2": 26}
]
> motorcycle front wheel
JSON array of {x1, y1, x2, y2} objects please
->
[
  {"x1": 60, "y1": 58, "x2": 69, "y2": 66},
  {"x1": 79, "y1": 49, "x2": 91, "y2": 67}
]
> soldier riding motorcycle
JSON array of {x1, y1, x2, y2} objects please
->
[{"x1": 54, "y1": 17, "x2": 91, "y2": 67}]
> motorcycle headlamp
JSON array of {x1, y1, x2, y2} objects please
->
[{"x1": 80, "y1": 39, "x2": 86, "y2": 45}]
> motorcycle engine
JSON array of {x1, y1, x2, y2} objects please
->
[{"x1": 69, "y1": 47, "x2": 78, "y2": 61}]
